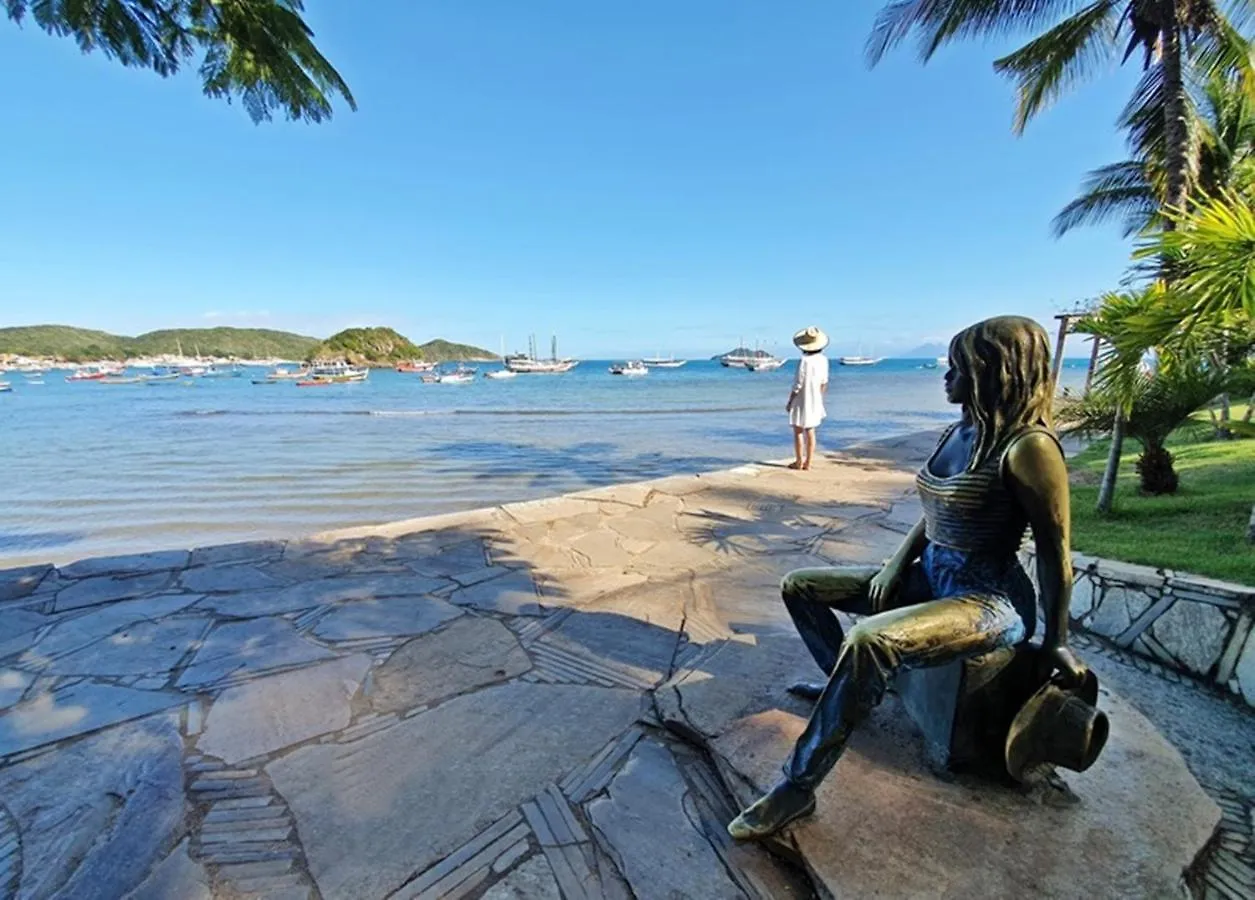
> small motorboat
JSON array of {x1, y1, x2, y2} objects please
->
[
  {"x1": 609, "y1": 361, "x2": 648, "y2": 376},
  {"x1": 100, "y1": 375, "x2": 148, "y2": 385},
  {"x1": 66, "y1": 366, "x2": 111, "y2": 382},
  {"x1": 0, "y1": 381, "x2": 12, "y2": 393},
  {"x1": 396, "y1": 360, "x2": 437, "y2": 373},
  {"x1": 483, "y1": 368, "x2": 517, "y2": 380},
  {"x1": 837, "y1": 356, "x2": 881, "y2": 367},
  {"x1": 438, "y1": 370, "x2": 475, "y2": 384}
]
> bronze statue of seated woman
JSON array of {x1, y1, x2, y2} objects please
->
[{"x1": 728, "y1": 315, "x2": 1104, "y2": 842}]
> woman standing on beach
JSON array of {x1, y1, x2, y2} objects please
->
[{"x1": 786, "y1": 327, "x2": 830, "y2": 470}]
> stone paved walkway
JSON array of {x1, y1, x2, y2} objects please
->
[{"x1": 0, "y1": 431, "x2": 1250, "y2": 899}]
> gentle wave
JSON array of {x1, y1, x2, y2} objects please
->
[{"x1": 177, "y1": 406, "x2": 767, "y2": 419}]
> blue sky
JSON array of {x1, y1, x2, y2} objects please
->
[{"x1": 0, "y1": 1, "x2": 1144, "y2": 358}]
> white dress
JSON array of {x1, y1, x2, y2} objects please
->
[{"x1": 789, "y1": 353, "x2": 829, "y2": 429}]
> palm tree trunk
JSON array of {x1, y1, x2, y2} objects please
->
[
  {"x1": 1160, "y1": 20, "x2": 1191, "y2": 217},
  {"x1": 1096, "y1": 411, "x2": 1125, "y2": 515}
]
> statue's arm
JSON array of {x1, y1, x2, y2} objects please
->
[
  {"x1": 869, "y1": 516, "x2": 927, "y2": 609},
  {"x1": 887, "y1": 517, "x2": 927, "y2": 573},
  {"x1": 1005, "y1": 432, "x2": 1088, "y2": 683}
]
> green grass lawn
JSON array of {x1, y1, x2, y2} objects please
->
[{"x1": 1068, "y1": 412, "x2": 1254, "y2": 584}]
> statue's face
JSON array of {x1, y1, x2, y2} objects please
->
[{"x1": 944, "y1": 357, "x2": 971, "y2": 405}]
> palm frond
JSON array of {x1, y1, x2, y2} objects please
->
[
  {"x1": 992, "y1": 0, "x2": 1123, "y2": 133},
  {"x1": 865, "y1": 0, "x2": 1096, "y2": 66},
  {"x1": 1053, "y1": 160, "x2": 1161, "y2": 236},
  {"x1": 1137, "y1": 190, "x2": 1255, "y2": 321},
  {"x1": 5, "y1": 0, "x2": 353, "y2": 122}
]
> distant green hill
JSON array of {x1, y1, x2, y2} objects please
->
[
  {"x1": 0, "y1": 325, "x2": 128, "y2": 360},
  {"x1": 128, "y1": 328, "x2": 318, "y2": 359},
  {"x1": 0, "y1": 323, "x2": 494, "y2": 365},
  {"x1": 418, "y1": 338, "x2": 498, "y2": 362},
  {"x1": 0, "y1": 325, "x2": 318, "y2": 362},
  {"x1": 308, "y1": 327, "x2": 424, "y2": 365}
]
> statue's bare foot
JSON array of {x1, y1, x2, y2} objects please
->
[
  {"x1": 786, "y1": 680, "x2": 825, "y2": 701},
  {"x1": 727, "y1": 779, "x2": 815, "y2": 841}
]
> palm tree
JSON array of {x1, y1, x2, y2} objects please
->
[
  {"x1": 1057, "y1": 360, "x2": 1233, "y2": 494},
  {"x1": 4, "y1": 0, "x2": 353, "y2": 123},
  {"x1": 1053, "y1": 71, "x2": 1255, "y2": 237},
  {"x1": 866, "y1": 0, "x2": 1255, "y2": 219}
]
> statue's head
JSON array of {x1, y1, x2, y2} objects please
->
[{"x1": 945, "y1": 316, "x2": 1054, "y2": 468}]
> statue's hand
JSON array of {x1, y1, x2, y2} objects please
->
[
  {"x1": 1042, "y1": 643, "x2": 1089, "y2": 689},
  {"x1": 867, "y1": 565, "x2": 901, "y2": 613}
]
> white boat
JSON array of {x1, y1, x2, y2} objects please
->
[
  {"x1": 745, "y1": 356, "x2": 786, "y2": 372},
  {"x1": 438, "y1": 369, "x2": 475, "y2": 384},
  {"x1": 484, "y1": 368, "x2": 517, "y2": 380},
  {"x1": 936, "y1": 356, "x2": 948, "y2": 365},
  {"x1": 505, "y1": 335, "x2": 579, "y2": 374},
  {"x1": 0, "y1": 381, "x2": 11, "y2": 393},
  {"x1": 642, "y1": 353, "x2": 687, "y2": 368},
  {"x1": 609, "y1": 361, "x2": 648, "y2": 376},
  {"x1": 837, "y1": 356, "x2": 881, "y2": 367}
]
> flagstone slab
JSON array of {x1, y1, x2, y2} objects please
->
[
  {"x1": 267, "y1": 682, "x2": 641, "y2": 900},
  {"x1": 568, "y1": 530, "x2": 636, "y2": 569},
  {"x1": 368, "y1": 617, "x2": 531, "y2": 714},
  {"x1": 481, "y1": 855, "x2": 562, "y2": 900},
  {"x1": 189, "y1": 540, "x2": 286, "y2": 569},
  {"x1": 175, "y1": 618, "x2": 337, "y2": 690},
  {"x1": 0, "y1": 712, "x2": 185, "y2": 899},
  {"x1": 22, "y1": 593, "x2": 202, "y2": 664},
  {"x1": 587, "y1": 739, "x2": 747, "y2": 900},
  {"x1": 501, "y1": 496, "x2": 604, "y2": 525},
  {"x1": 59, "y1": 550, "x2": 190, "y2": 580},
  {"x1": 405, "y1": 539, "x2": 490, "y2": 578},
  {"x1": 194, "y1": 589, "x2": 329, "y2": 620},
  {"x1": 125, "y1": 839, "x2": 212, "y2": 900},
  {"x1": 0, "y1": 607, "x2": 55, "y2": 661},
  {"x1": 0, "y1": 668, "x2": 33, "y2": 710},
  {"x1": 43, "y1": 615, "x2": 212, "y2": 677},
  {"x1": 0, "y1": 564, "x2": 52, "y2": 602},
  {"x1": 707, "y1": 691, "x2": 1220, "y2": 899},
  {"x1": 0, "y1": 681, "x2": 186, "y2": 756},
  {"x1": 449, "y1": 571, "x2": 546, "y2": 616},
  {"x1": 197, "y1": 654, "x2": 373, "y2": 764},
  {"x1": 311, "y1": 596, "x2": 464, "y2": 642},
  {"x1": 54, "y1": 570, "x2": 179, "y2": 612},
  {"x1": 180, "y1": 564, "x2": 288, "y2": 594},
  {"x1": 280, "y1": 573, "x2": 452, "y2": 605}
]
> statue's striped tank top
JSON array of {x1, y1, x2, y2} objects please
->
[{"x1": 916, "y1": 424, "x2": 1060, "y2": 556}]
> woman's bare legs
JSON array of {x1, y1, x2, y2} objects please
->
[
  {"x1": 803, "y1": 428, "x2": 817, "y2": 469},
  {"x1": 789, "y1": 426, "x2": 804, "y2": 469}
]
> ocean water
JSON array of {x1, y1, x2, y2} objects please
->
[{"x1": 0, "y1": 359, "x2": 1089, "y2": 568}]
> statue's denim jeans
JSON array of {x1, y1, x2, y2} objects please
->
[{"x1": 780, "y1": 544, "x2": 1034, "y2": 790}]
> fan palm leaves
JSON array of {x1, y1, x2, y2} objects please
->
[{"x1": 4, "y1": 0, "x2": 354, "y2": 123}]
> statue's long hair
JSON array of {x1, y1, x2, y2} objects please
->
[{"x1": 949, "y1": 316, "x2": 1054, "y2": 471}]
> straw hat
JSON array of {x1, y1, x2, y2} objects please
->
[
  {"x1": 1005, "y1": 670, "x2": 1108, "y2": 781},
  {"x1": 793, "y1": 326, "x2": 829, "y2": 352}
]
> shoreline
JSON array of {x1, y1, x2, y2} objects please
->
[{"x1": 0, "y1": 428, "x2": 931, "y2": 574}]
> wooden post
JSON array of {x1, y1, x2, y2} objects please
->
[
  {"x1": 1084, "y1": 335, "x2": 1101, "y2": 395},
  {"x1": 1051, "y1": 314, "x2": 1072, "y2": 387}
]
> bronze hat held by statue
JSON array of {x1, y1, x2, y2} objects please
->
[{"x1": 727, "y1": 315, "x2": 1106, "y2": 842}]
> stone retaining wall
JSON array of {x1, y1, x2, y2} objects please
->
[{"x1": 1023, "y1": 549, "x2": 1255, "y2": 708}]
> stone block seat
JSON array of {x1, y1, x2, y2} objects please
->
[{"x1": 897, "y1": 644, "x2": 1043, "y2": 778}]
